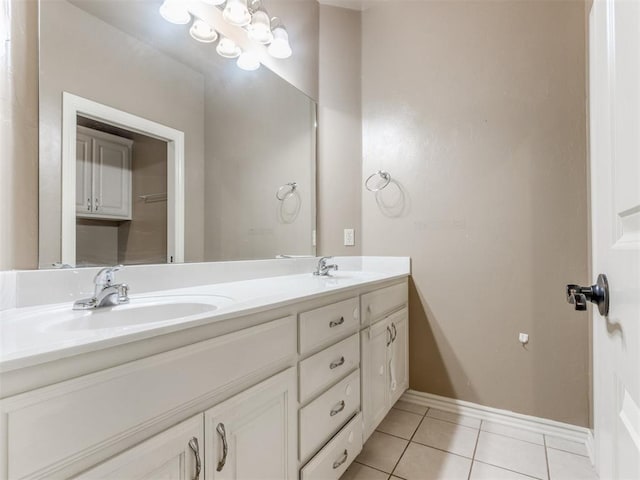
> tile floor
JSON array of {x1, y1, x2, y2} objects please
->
[{"x1": 341, "y1": 400, "x2": 598, "y2": 480}]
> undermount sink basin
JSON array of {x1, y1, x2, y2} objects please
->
[{"x1": 39, "y1": 295, "x2": 234, "y2": 333}]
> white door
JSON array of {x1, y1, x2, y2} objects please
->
[
  {"x1": 361, "y1": 317, "x2": 391, "y2": 441},
  {"x1": 589, "y1": 1, "x2": 640, "y2": 478},
  {"x1": 75, "y1": 132, "x2": 92, "y2": 215},
  {"x1": 74, "y1": 415, "x2": 203, "y2": 480},
  {"x1": 92, "y1": 136, "x2": 132, "y2": 219},
  {"x1": 204, "y1": 368, "x2": 297, "y2": 480},
  {"x1": 389, "y1": 309, "x2": 409, "y2": 406}
]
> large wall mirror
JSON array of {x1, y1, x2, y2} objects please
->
[{"x1": 38, "y1": 0, "x2": 317, "y2": 268}]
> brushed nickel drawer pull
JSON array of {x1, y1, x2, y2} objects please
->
[
  {"x1": 332, "y1": 449, "x2": 348, "y2": 469},
  {"x1": 330, "y1": 317, "x2": 345, "y2": 328},
  {"x1": 216, "y1": 423, "x2": 228, "y2": 472},
  {"x1": 188, "y1": 437, "x2": 201, "y2": 480},
  {"x1": 330, "y1": 356, "x2": 346, "y2": 370},
  {"x1": 330, "y1": 400, "x2": 346, "y2": 417}
]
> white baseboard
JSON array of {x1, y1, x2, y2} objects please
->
[{"x1": 402, "y1": 389, "x2": 593, "y2": 459}]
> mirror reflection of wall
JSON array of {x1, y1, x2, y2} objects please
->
[
  {"x1": 39, "y1": 0, "x2": 316, "y2": 268},
  {"x1": 75, "y1": 118, "x2": 168, "y2": 267}
]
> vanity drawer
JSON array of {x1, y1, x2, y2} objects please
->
[
  {"x1": 299, "y1": 369, "x2": 360, "y2": 462},
  {"x1": 299, "y1": 297, "x2": 359, "y2": 355},
  {"x1": 1, "y1": 316, "x2": 296, "y2": 480},
  {"x1": 299, "y1": 333, "x2": 359, "y2": 403},
  {"x1": 361, "y1": 281, "x2": 408, "y2": 325},
  {"x1": 300, "y1": 412, "x2": 362, "y2": 480}
]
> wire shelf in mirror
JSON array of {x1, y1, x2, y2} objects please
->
[
  {"x1": 365, "y1": 170, "x2": 391, "y2": 192},
  {"x1": 276, "y1": 182, "x2": 297, "y2": 200},
  {"x1": 138, "y1": 192, "x2": 168, "y2": 203}
]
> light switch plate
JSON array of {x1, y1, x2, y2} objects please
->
[{"x1": 344, "y1": 228, "x2": 355, "y2": 246}]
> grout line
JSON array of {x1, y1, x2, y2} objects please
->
[
  {"x1": 544, "y1": 435, "x2": 552, "y2": 480},
  {"x1": 409, "y1": 439, "x2": 477, "y2": 460},
  {"x1": 391, "y1": 404, "x2": 429, "y2": 417},
  {"x1": 479, "y1": 428, "x2": 546, "y2": 447},
  {"x1": 545, "y1": 445, "x2": 589, "y2": 458},
  {"x1": 352, "y1": 460, "x2": 395, "y2": 477},
  {"x1": 473, "y1": 460, "x2": 546, "y2": 480},
  {"x1": 467, "y1": 420, "x2": 482, "y2": 480},
  {"x1": 388, "y1": 411, "x2": 426, "y2": 477}
]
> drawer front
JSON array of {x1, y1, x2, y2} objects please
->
[
  {"x1": 361, "y1": 281, "x2": 408, "y2": 325},
  {"x1": 300, "y1": 413, "x2": 363, "y2": 480},
  {"x1": 1, "y1": 316, "x2": 296, "y2": 480},
  {"x1": 299, "y1": 369, "x2": 360, "y2": 462},
  {"x1": 299, "y1": 333, "x2": 359, "y2": 403},
  {"x1": 299, "y1": 297, "x2": 359, "y2": 355}
]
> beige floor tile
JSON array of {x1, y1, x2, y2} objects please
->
[
  {"x1": 545, "y1": 435, "x2": 588, "y2": 457},
  {"x1": 393, "y1": 400, "x2": 428, "y2": 416},
  {"x1": 547, "y1": 448, "x2": 598, "y2": 480},
  {"x1": 475, "y1": 431, "x2": 548, "y2": 480},
  {"x1": 412, "y1": 417, "x2": 479, "y2": 458},
  {"x1": 377, "y1": 408, "x2": 423, "y2": 439},
  {"x1": 481, "y1": 421, "x2": 544, "y2": 445},
  {"x1": 394, "y1": 442, "x2": 472, "y2": 480},
  {"x1": 426, "y1": 408, "x2": 482, "y2": 429},
  {"x1": 356, "y1": 431, "x2": 408, "y2": 473},
  {"x1": 470, "y1": 461, "x2": 538, "y2": 479},
  {"x1": 340, "y1": 462, "x2": 389, "y2": 480}
]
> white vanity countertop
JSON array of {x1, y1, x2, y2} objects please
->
[{"x1": 0, "y1": 261, "x2": 409, "y2": 373}]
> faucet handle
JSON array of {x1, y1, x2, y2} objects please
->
[
  {"x1": 318, "y1": 256, "x2": 333, "y2": 266},
  {"x1": 94, "y1": 265, "x2": 123, "y2": 286}
]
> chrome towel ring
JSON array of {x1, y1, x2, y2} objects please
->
[
  {"x1": 276, "y1": 182, "x2": 297, "y2": 200},
  {"x1": 365, "y1": 170, "x2": 391, "y2": 192}
]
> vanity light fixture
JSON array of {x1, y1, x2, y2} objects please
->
[
  {"x1": 237, "y1": 51, "x2": 260, "y2": 71},
  {"x1": 267, "y1": 19, "x2": 292, "y2": 59},
  {"x1": 159, "y1": 0, "x2": 191, "y2": 25},
  {"x1": 190, "y1": 19, "x2": 218, "y2": 43},
  {"x1": 201, "y1": 0, "x2": 226, "y2": 4},
  {"x1": 223, "y1": 0, "x2": 252, "y2": 27},
  {"x1": 247, "y1": 9, "x2": 273, "y2": 44},
  {"x1": 216, "y1": 36, "x2": 242, "y2": 58}
]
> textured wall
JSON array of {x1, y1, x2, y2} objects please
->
[
  {"x1": 361, "y1": 0, "x2": 590, "y2": 426},
  {"x1": 317, "y1": 5, "x2": 362, "y2": 256},
  {"x1": 0, "y1": 0, "x2": 38, "y2": 270}
]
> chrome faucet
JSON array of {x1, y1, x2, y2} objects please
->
[
  {"x1": 313, "y1": 256, "x2": 338, "y2": 276},
  {"x1": 73, "y1": 265, "x2": 130, "y2": 310}
]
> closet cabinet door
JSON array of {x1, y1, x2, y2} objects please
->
[
  {"x1": 361, "y1": 318, "x2": 392, "y2": 441},
  {"x1": 74, "y1": 415, "x2": 203, "y2": 480},
  {"x1": 389, "y1": 308, "x2": 409, "y2": 406},
  {"x1": 75, "y1": 132, "x2": 93, "y2": 215},
  {"x1": 204, "y1": 368, "x2": 297, "y2": 480},
  {"x1": 92, "y1": 136, "x2": 132, "y2": 219}
]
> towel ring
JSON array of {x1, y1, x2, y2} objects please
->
[
  {"x1": 365, "y1": 170, "x2": 391, "y2": 192},
  {"x1": 276, "y1": 182, "x2": 297, "y2": 200}
]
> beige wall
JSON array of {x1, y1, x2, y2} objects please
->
[
  {"x1": 0, "y1": 0, "x2": 38, "y2": 270},
  {"x1": 317, "y1": 5, "x2": 362, "y2": 256},
  {"x1": 39, "y1": 0, "x2": 205, "y2": 267},
  {"x1": 361, "y1": 0, "x2": 590, "y2": 426}
]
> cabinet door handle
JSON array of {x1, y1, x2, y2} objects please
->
[
  {"x1": 329, "y1": 316, "x2": 345, "y2": 328},
  {"x1": 391, "y1": 323, "x2": 397, "y2": 342},
  {"x1": 87, "y1": 198, "x2": 91, "y2": 211},
  {"x1": 330, "y1": 400, "x2": 346, "y2": 417},
  {"x1": 188, "y1": 437, "x2": 201, "y2": 480},
  {"x1": 332, "y1": 449, "x2": 349, "y2": 469},
  {"x1": 386, "y1": 326, "x2": 392, "y2": 346},
  {"x1": 94, "y1": 198, "x2": 99, "y2": 211},
  {"x1": 330, "y1": 356, "x2": 345, "y2": 370},
  {"x1": 216, "y1": 423, "x2": 228, "y2": 472}
]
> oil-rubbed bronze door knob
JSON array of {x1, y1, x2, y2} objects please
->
[{"x1": 566, "y1": 274, "x2": 610, "y2": 316}]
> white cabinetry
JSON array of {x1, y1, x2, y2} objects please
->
[
  {"x1": 76, "y1": 126, "x2": 132, "y2": 220},
  {"x1": 74, "y1": 415, "x2": 203, "y2": 480},
  {"x1": 204, "y1": 368, "x2": 297, "y2": 480}
]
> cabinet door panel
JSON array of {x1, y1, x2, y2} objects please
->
[
  {"x1": 75, "y1": 132, "x2": 93, "y2": 215},
  {"x1": 74, "y1": 415, "x2": 202, "y2": 480},
  {"x1": 361, "y1": 318, "x2": 391, "y2": 441},
  {"x1": 389, "y1": 309, "x2": 409, "y2": 406},
  {"x1": 93, "y1": 137, "x2": 131, "y2": 218},
  {"x1": 204, "y1": 368, "x2": 297, "y2": 480}
]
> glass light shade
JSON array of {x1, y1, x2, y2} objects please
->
[
  {"x1": 236, "y1": 51, "x2": 260, "y2": 71},
  {"x1": 202, "y1": 0, "x2": 226, "y2": 4},
  {"x1": 216, "y1": 37, "x2": 241, "y2": 58},
  {"x1": 267, "y1": 26, "x2": 291, "y2": 59},
  {"x1": 190, "y1": 19, "x2": 218, "y2": 43},
  {"x1": 247, "y1": 10, "x2": 273, "y2": 45},
  {"x1": 223, "y1": 0, "x2": 251, "y2": 26},
  {"x1": 159, "y1": 0, "x2": 191, "y2": 24}
]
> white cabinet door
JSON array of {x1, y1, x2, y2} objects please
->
[
  {"x1": 204, "y1": 368, "x2": 297, "y2": 480},
  {"x1": 361, "y1": 318, "x2": 392, "y2": 441},
  {"x1": 92, "y1": 136, "x2": 132, "y2": 219},
  {"x1": 75, "y1": 131, "x2": 93, "y2": 215},
  {"x1": 74, "y1": 415, "x2": 203, "y2": 480},
  {"x1": 388, "y1": 309, "x2": 409, "y2": 406}
]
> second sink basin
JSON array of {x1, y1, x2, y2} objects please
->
[{"x1": 41, "y1": 295, "x2": 234, "y2": 332}]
